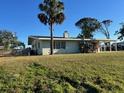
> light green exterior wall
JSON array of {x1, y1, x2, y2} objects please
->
[{"x1": 32, "y1": 40, "x2": 80, "y2": 55}]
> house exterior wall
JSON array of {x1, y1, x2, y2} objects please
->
[
  {"x1": 32, "y1": 40, "x2": 43, "y2": 54},
  {"x1": 32, "y1": 40, "x2": 80, "y2": 55},
  {"x1": 65, "y1": 41, "x2": 80, "y2": 53},
  {"x1": 53, "y1": 41, "x2": 80, "y2": 55},
  {"x1": 40, "y1": 41, "x2": 50, "y2": 55}
]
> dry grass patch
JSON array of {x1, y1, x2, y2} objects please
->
[{"x1": 0, "y1": 52, "x2": 124, "y2": 92}]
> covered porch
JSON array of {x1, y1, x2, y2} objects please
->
[{"x1": 79, "y1": 39, "x2": 117, "y2": 53}]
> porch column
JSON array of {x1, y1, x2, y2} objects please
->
[
  {"x1": 98, "y1": 42, "x2": 101, "y2": 53},
  {"x1": 101, "y1": 45, "x2": 103, "y2": 52},
  {"x1": 110, "y1": 42, "x2": 112, "y2": 52},
  {"x1": 100, "y1": 42, "x2": 103, "y2": 52},
  {"x1": 115, "y1": 42, "x2": 118, "y2": 51},
  {"x1": 104, "y1": 43, "x2": 106, "y2": 51}
]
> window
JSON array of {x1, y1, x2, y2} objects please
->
[
  {"x1": 32, "y1": 45, "x2": 34, "y2": 49},
  {"x1": 38, "y1": 42, "x2": 40, "y2": 49},
  {"x1": 54, "y1": 41, "x2": 66, "y2": 49},
  {"x1": 61, "y1": 41, "x2": 66, "y2": 49}
]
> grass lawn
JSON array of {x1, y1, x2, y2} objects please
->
[{"x1": 0, "y1": 52, "x2": 124, "y2": 93}]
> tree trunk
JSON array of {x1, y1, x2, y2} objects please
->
[{"x1": 50, "y1": 23, "x2": 53, "y2": 55}]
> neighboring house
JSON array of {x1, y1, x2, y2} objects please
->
[{"x1": 28, "y1": 31, "x2": 116, "y2": 55}]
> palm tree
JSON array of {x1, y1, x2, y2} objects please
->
[{"x1": 38, "y1": 0, "x2": 65, "y2": 55}]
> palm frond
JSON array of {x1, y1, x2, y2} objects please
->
[
  {"x1": 57, "y1": 1, "x2": 64, "y2": 10},
  {"x1": 38, "y1": 13, "x2": 48, "y2": 25},
  {"x1": 48, "y1": 17, "x2": 55, "y2": 25},
  {"x1": 39, "y1": 3, "x2": 49, "y2": 12},
  {"x1": 55, "y1": 13, "x2": 65, "y2": 24},
  {"x1": 38, "y1": 0, "x2": 65, "y2": 25}
]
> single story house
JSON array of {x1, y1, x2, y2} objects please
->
[{"x1": 28, "y1": 31, "x2": 116, "y2": 55}]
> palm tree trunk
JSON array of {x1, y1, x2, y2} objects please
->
[{"x1": 50, "y1": 23, "x2": 53, "y2": 55}]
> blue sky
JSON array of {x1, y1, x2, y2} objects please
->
[{"x1": 0, "y1": 0, "x2": 124, "y2": 45}]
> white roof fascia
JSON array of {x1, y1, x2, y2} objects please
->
[{"x1": 29, "y1": 36, "x2": 116, "y2": 42}]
